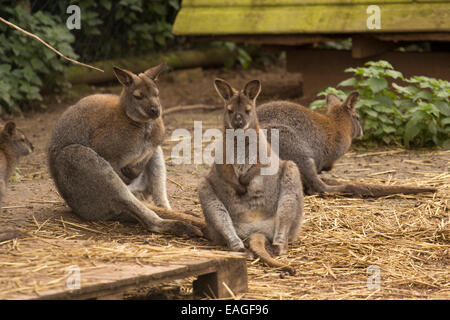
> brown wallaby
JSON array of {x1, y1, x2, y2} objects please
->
[
  {"x1": 199, "y1": 79, "x2": 304, "y2": 275},
  {"x1": 0, "y1": 121, "x2": 34, "y2": 208},
  {"x1": 47, "y1": 63, "x2": 201, "y2": 237},
  {"x1": 257, "y1": 93, "x2": 436, "y2": 197}
]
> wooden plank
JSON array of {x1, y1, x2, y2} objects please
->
[
  {"x1": 182, "y1": 0, "x2": 424, "y2": 6},
  {"x1": 173, "y1": 3, "x2": 450, "y2": 35},
  {"x1": 0, "y1": 237, "x2": 248, "y2": 300},
  {"x1": 190, "y1": 32, "x2": 450, "y2": 46},
  {"x1": 4, "y1": 254, "x2": 247, "y2": 300},
  {"x1": 193, "y1": 258, "x2": 248, "y2": 298}
]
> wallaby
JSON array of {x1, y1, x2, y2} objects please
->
[
  {"x1": 0, "y1": 121, "x2": 34, "y2": 208},
  {"x1": 47, "y1": 63, "x2": 201, "y2": 237},
  {"x1": 257, "y1": 93, "x2": 436, "y2": 197},
  {"x1": 199, "y1": 79, "x2": 304, "y2": 275}
]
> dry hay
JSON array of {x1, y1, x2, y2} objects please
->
[
  {"x1": 0, "y1": 234, "x2": 240, "y2": 299},
  {"x1": 0, "y1": 142, "x2": 448, "y2": 299}
]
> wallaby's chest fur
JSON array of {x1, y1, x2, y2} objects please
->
[{"x1": 0, "y1": 150, "x2": 16, "y2": 184}]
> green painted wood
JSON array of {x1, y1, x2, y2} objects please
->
[
  {"x1": 173, "y1": 3, "x2": 450, "y2": 35},
  {"x1": 181, "y1": 0, "x2": 448, "y2": 6}
]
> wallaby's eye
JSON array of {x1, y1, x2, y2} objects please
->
[
  {"x1": 228, "y1": 109, "x2": 233, "y2": 114},
  {"x1": 134, "y1": 94, "x2": 143, "y2": 100},
  {"x1": 245, "y1": 109, "x2": 251, "y2": 114}
]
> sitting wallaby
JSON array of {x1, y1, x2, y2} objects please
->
[
  {"x1": 257, "y1": 93, "x2": 436, "y2": 197},
  {"x1": 48, "y1": 63, "x2": 201, "y2": 237},
  {"x1": 199, "y1": 79, "x2": 304, "y2": 275},
  {"x1": 0, "y1": 121, "x2": 34, "y2": 208}
]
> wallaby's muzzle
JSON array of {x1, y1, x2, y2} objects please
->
[
  {"x1": 232, "y1": 113, "x2": 246, "y2": 129},
  {"x1": 146, "y1": 107, "x2": 160, "y2": 119}
]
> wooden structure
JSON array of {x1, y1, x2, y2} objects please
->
[
  {"x1": 0, "y1": 238, "x2": 248, "y2": 300},
  {"x1": 173, "y1": 0, "x2": 450, "y2": 99}
]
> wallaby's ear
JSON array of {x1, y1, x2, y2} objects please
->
[
  {"x1": 144, "y1": 62, "x2": 166, "y2": 80},
  {"x1": 214, "y1": 78, "x2": 235, "y2": 101},
  {"x1": 243, "y1": 80, "x2": 261, "y2": 101},
  {"x1": 3, "y1": 121, "x2": 16, "y2": 136},
  {"x1": 113, "y1": 67, "x2": 135, "y2": 87},
  {"x1": 326, "y1": 94, "x2": 342, "y2": 107},
  {"x1": 343, "y1": 91, "x2": 360, "y2": 110}
]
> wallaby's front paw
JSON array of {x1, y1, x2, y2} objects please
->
[
  {"x1": 272, "y1": 242, "x2": 288, "y2": 256},
  {"x1": 239, "y1": 175, "x2": 250, "y2": 187},
  {"x1": 162, "y1": 220, "x2": 203, "y2": 237},
  {"x1": 229, "y1": 240, "x2": 246, "y2": 252},
  {"x1": 244, "y1": 249, "x2": 256, "y2": 261},
  {"x1": 235, "y1": 185, "x2": 247, "y2": 196}
]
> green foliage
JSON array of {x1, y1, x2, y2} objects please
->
[
  {"x1": 0, "y1": 5, "x2": 77, "y2": 113},
  {"x1": 311, "y1": 61, "x2": 450, "y2": 148},
  {"x1": 48, "y1": 0, "x2": 181, "y2": 62},
  {"x1": 210, "y1": 41, "x2": 253, "y2": 69},
  {"x1": 211, "y1": 41, "x2": 283, "y2": 69}
]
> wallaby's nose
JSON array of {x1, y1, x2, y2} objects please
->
[
  {"x1": 147, "y1": 107, "x2": 160, "y2": 119},
  {"x1": 233, "y1": 114, "x2": 245, "y2": 129}
]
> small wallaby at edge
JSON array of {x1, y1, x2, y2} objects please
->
[
  {"x1": 0, "y1": 121, "x2": 34, "y2": 208},
  {"x1": 47, "y1": 63, "x2": 201, "y2": 237},
  {"x1": 257, "y1": 93, "x2": 436, "y2": 197},
  {"x1": 199, "y1": 79, "x2": 304, "y2": 275}
]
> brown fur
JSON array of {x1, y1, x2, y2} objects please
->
[
  {"x1": 257, "y1": 93, "x2": 436, "y2": 197},
  {"x1": 48, "y1": 63, "x2": 201, "y2": 237},
  {"x1": 0, "y1": 122, "x2": 33, "y2": 208},
  {"x1": 199, "y1": 79, "x2": 303, "y2": 275}
]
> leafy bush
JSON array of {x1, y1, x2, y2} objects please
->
[
  {"x1": 0, "y1": 5, "x2": 77, "y2": 113},
  {"x1": 46, "y1": 0, "x2": 181, "y2": 62},
  {"x1": 311, "y1": 61, "x2": 450, "y2": 148}
]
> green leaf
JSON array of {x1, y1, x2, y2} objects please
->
[
  {"x1": 435, "y1": 101, "x2": 450, "y2": 117},
  {"x1": 364, "y1": 110, "x2": 378, "y2": 118},
  {"x1": 338, "y1": 77, "x2": 357, "y2": 87},
  {"x1": 374, "y1": 105, "x2": 395, "y2": 114},
  {"x1": 382, "y1": 125, "x2": 396, "y2": 134},
  {"x1": 415, "y1": 90, "x2": 433, "y2": 101},
  {"x1": 367, "y1": 77, "x2": 388, "y2": 93},
  {"x1": 404, "y1": 118, "x2": 422, "y2": 146}
]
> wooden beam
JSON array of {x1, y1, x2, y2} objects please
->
[{"x1": 352, "y1": 35, "x2": 398, "y2": 58}]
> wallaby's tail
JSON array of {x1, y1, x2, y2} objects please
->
[
  {"x1": 343, "y1": 184, "x2": 436, "y2": 198},
  {"x1": 321, "y1": 178, "x2": 437, "y2": 198},
  {"x1": 248, "y1": 233, "x2": 296, "y2": 275}
]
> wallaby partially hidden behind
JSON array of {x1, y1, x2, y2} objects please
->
[
  {"x1": 257, "y1": 93, "x2": 436, "y2": 197},
  {"x1": 199, "y1": 79, "x2": 303, "y2": 275},
  {"x1": 0, "y1": 121, "x2": 34, "y2": 207},
  {"x1": 48, "y1": 63, "x2": 201, "y2": 237}
]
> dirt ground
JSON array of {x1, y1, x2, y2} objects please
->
[{"x1": 1, "y1": 65, "x2": 449, "y2": 300}]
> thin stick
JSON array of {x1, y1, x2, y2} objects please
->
[{"x1": 0, "y1": 16, "x2": 104, "y2": 73}]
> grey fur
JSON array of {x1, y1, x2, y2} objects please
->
[
  {"x1": 199, "y1": 79, "x2": 303, "y2": 272},
  {"x1": 257, "y1": 93, "x2": 436, "y2": 197},
  {"x1": 47, "y1": 64, "x2": 200, "y2": 237}
]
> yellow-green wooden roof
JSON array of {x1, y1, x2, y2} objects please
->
[{"x1": 173, "y1": 0, "x2": 450, "y2": 35}]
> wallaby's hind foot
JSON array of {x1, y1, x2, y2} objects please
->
[
  {"x1": 147, "y1": 204, "x2": 206, "y2": 230},
  {"x1": 156, "y1": 219, "x2": 202, "y2": 237},
  {"x1": 247, "y1": 233, "x2": 296, "y2": 276}
]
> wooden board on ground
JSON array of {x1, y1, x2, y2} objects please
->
[{"x1": 0, "y1": 238, "x2": 248, "y2": 300}]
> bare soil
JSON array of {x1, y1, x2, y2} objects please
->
[{"x1": 1, "y1": 65, "x2": 449, "y2": 300}]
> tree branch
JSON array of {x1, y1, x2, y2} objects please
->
[{"x1": 0, "y1": 16, "x2": 104, "y2": 73}]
